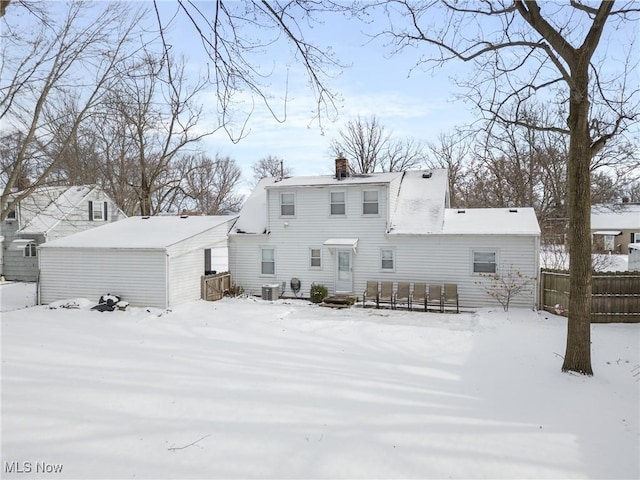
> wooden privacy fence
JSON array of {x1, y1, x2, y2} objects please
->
[
  {"x1": 540, "y1": 270, "x2": 640, "y2": 323},
  {"x1": 201, "y1": 272, "x2": 231, "y2": 302}
]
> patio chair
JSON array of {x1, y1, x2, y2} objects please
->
[
  {"x1": 363, "y1": 281, "x2": 379, "y2": 308},
  {"x1": 378, "y1": 281, "x2": 394, "y2": 309},
  {"x1": 394, "y1": 282, "x2": 411, "y2": 310},
  {"x1": 443, "y1": 283, "x2": 459, "y2": 313},
  {"x1": 427, "y1": 284, "x2": 443, "y2": 312},
  {"x1": 412, "y1": 283, "x2": 427, "y2": 311}
]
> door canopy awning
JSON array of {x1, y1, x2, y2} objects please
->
[
  {"x1": 324, "y1": 238, "x2": 358, "y2": 252},
  {"x1": 593, "y1": 230, "x2": 622, "y2": 236},
  {"x1": 10, "y1": 239, "x2": 35, "y2": 250}
]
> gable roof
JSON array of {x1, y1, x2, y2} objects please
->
[
  {"x1": 388, "y1": 170, "x2": 449, "y2": 234},
  {"x1": 19, "y1": 185, "x2": 95, "y2": 234},
  {"x1": 232, "y1": 172, "x2": 408, "y2": 235},
  {"x1": 231, "y1": 169, "x2": 540, "y2": 236},
  {"x1": 591, "y1": 203, "x2": 640, "y2": 230},
  {"x1": 40, "y1": 215, "x2": 237, "y2": 249},
  {"x1": 442, "y1": 208, "x2": 540, "y2": 235}
]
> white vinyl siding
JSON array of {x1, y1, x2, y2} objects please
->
[
  {"x1": 362, "y1": 190, "x2": 379, "y2": 215},
  {"x1": 39, "y1": 248, "x2": 168, "y2": 308},
  {"x1": 330, "y1": 191, "x2": 346, "y2": 215}
]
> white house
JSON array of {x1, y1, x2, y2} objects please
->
[
  {"x1": 629, "y1": 243, "x2": 640, "y2": 272},
  {"x1": 591, "y1": 202, "x2": 640, "y2": 253},
  {"x1": 39, "y1": 215, "x2": 236, "y2": 308},
  {"x1": 228, "y1": 161, "x2": 541, "y2": 309},
  {"x1": 0, "y1": 185, "x2": 125, "y2": 281}
]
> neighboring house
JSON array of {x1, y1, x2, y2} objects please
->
[
  {"x1": 591, "y1": 202, "x2": 640, "y2": 254},
  {"x1": 629, "y1": 243, "x2": 640, "y2": 272},
  {"x1": 228, "y1": 160, "x2": 541, "y2": 309},
  {"x1": 0, "y1": 185, "x2": 125, "y2": 281},
  {"x1": 39, "y1": 215, "x2": 237, "y2": 308}
]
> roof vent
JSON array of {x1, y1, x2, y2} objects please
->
[
  {"x1": 457, "y1": 209, "x2": 466, "y2": 214},
  {"x1": 509, "y1": 208, "x2": 518, "y2": 213},
  {"x1": 142, "y1": 216, "x2": 150, "y2": 219},
  {"x1": 180, "y1": 215, "x2": 189, "y2": 219},
  {"x1": 422, "y1": 171, "x2": 433, "y2": 179}
]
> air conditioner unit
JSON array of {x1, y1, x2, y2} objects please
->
[{"x1": 261, "y1": 284, "x2": 280, "y2": 301}]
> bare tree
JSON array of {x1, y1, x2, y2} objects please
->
[
  {"x1": 368, "y1": 1, "x2": 639, "y2": 375},
  {"x1": 98, "y1": 49, "x2": 212, "y2": 216},
  {"x1": 153, "y1": 1, "x2": 347, "y2": 139},
  {"x1": 251, "y1": 155, "x2": 293, "y2": 187},
  {"x1": 0, "y1": 2, "x2": 145, "y2": 219},
  {"x1": 180, "y1": 154, "x2": 244, "y2": 214},
  {"x1": 330, "y1": 115, "x2": 389, "y2": 173},
  {"x1": 426, "y1": 130, "x2": 473, "y2": 207},
  {"x1": 330, "y1": 114, "x2": 426, "y2": 173}
]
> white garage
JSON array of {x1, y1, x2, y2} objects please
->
[{"x1": 38, "y1": 215, "x2": 236, "y2": 308}]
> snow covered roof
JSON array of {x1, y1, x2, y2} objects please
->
[
  {"x1": 40, "y1": 215, "x2": 237, "y2": 249},
  {"x1": 442, "y1": 208, "x2": 541, "y2": 235},
  {"x1": 591, "y1": 203, "x2": 640, "y2": 230},
  {"x1": 388, "y1": 170, "x2": 448, "y2": 234},
  {"x1": 265, "y1": 172, "x2": 402, "y2": 188},
  {"x1": 232, "y1": 177, "x2": 276, "y2": 234},
  {"x1": 20, "y1": 186, "x2": 95, "y2": 234}
]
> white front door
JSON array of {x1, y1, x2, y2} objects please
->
[
  {"x1": 604, "y1": 235, "x2": 615, "y2": 251},
  {"x1": 335, "y1": 249, "x2": 353, "y2": 293}
]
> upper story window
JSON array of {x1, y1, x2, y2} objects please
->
[
  {"x1": 89, "y1": 201, "x2": 107, "y2": 221},
  {"x1": 362, "y1": 190, "x2": 379, "y2": 215},
  {"x1": 24, "y1": 242, "x2": 37, "y2": 257},
  {"x1": 7, "y1": 202, "x2": 16, "y2": 221},
  {"x1": 280, "y1": 193, "x2": 295, "y2": 216},
  {"x1": 330, "y1": 191, "x2": 346, "y2": 215},
  {"x1": 473, "y1": 251, "x2": 497, "y2": 274}
]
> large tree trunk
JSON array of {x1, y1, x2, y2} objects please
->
[{"x1": 562, "y1": 64, "x2": 593, "y2": 375}]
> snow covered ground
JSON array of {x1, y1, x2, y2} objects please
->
[{"x1": 1, "y1": 283, "x2": 639, "y2": 479}]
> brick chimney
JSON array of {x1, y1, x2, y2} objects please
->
[{"x1": 335, "y1": 156, "x2": 349, "y2": 180}]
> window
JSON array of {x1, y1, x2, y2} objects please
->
[
  {"x1": 632, "y1": 232, "x2": 640, "y2": 243},
  {"x1": 330, "y1": 191, "x2": 346, "y2": 215},
  {"x1": 363, "y1": 190, "x2": 379, "y2": 215},
  {"x1": 7, "y1": 202, "x2": 16, "y2": 220},
  {"x1": 261, "y1": 247, "x2": 275, "y2": 275},
  {"x1": 473, "y1": 251, "x2": 497, "y2": 274},
  {"x1": 89, "y1": 201, "x2": 107, "y2": 221},
  {"x1": 310, "y1": 248, "x2": 322, "y2": 268},
  {"x1": 380, "y1": 248, "x2": 395, "y2": 271},
  {"x1": 24, "y1": 242, "x2": 37, "y2": 257},
  {"x1": 280, "y1": 193, "x2": 295, "y2": 216}
]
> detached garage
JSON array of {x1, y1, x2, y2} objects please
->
[{"x1": 39, "y1": 215, "x2": 236, "y2": 308}]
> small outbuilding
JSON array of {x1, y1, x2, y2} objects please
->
[{"x1": 39, "y1": 215, "x2": 236, "y2": 308}]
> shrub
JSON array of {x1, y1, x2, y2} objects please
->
[{"x1": 309, "y1": 283, "x2": 328, "y2": 303}]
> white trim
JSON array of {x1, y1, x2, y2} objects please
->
[
  {"x1": 309, "y1": 247, "x2": 322, "y2": 270},
  {"x1": 593, "y1": 230, "x2": 621, "y2": 235},
  {"x1": 379, "y1": 247, "x2": 395, "y2": 272},
  {"x1": 329, "y1": 190, "x2": 346, "y2": 216},
  {"x1": 472, "y1": 249, "x2": 498, "y2": 274},
  {"x1": 362, "y1": 189, "x2": 379, "y2": 215},
  {"x1": 324, "y1": 238, "x2": 358, "y2": 252},
  {"x1": 259, "y1": 246, "x2": 276, "y2": 277}
]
